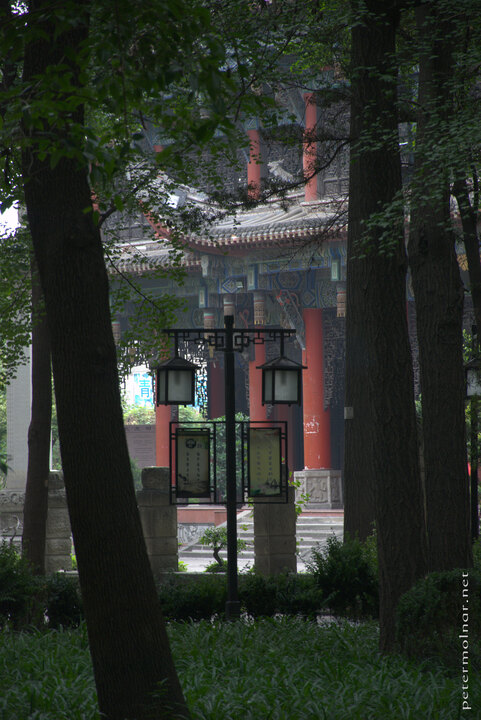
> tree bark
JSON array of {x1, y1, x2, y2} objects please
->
[
  {"x1": 408, "y1": 3, "x2": 471, "y2": 571},
  {"x1": 453, "y1": 176, "x2": 481, "y2": 333},
  {"x1": 21, "y1": 259, "x2": 51, "y2": 575},
  {"x1": 22, "y1": 3, "x2": 191, "y2": 718},
  {"x1": 345, "y1": 0, "x2": 428, "y2": 652}
]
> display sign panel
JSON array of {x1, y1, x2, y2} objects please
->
[
  {"x1": 248, "y1": 427, "x2": 282, "y2": 496},
  {"x1": 176, "y1": 429, "x2": 210, "y2": 498}
]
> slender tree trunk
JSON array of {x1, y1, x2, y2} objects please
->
[
  {"x1": 408, "y1": 4, "x2": 471, "y2": 571},
  {"x1": 22, "y1": 3, "x2": 191, "y2": 718},
  {"x1": 345, "y1": 0, "x2": 428, "y2": 652},
  {"x1": 21, "y1": 259, "x2": 51, "y2": 574},
  {"x1": 453, "y1": 175, "x2": 481, "y2": 333}
]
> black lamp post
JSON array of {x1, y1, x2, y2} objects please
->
[
  {"x1": 466, "y1": 349, "x2": 481, "y2": 543},
  {"x1": 155, "y1": 318, "x2": 304, "y2": 618}
]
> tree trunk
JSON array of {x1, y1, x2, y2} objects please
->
[
  {"x1": 22, "y1": 3, "x2": 191, "y2": 718},
  {"x1": 408, "y1": 4, "x2": 471, "y2": 571},
  {"x1": 21, "y1": 259, "x2": 51, "y2": 575},
  {"x1": 345, "y1": 0, "x2": 428, "y2": 652},
  {"x1": 453, "y1": 176, "x2": 481, "y2": 333}
]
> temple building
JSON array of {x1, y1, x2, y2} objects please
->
[{"x1": 105, "y1": 91, "x2": 350, "y2": 509}]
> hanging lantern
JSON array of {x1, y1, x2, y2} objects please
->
[
  {"x1": 257, "y1": 353, "x2": 305, "y2": 405},
  {"x1": 466, "y1": 357, "x2": 481, "y2": 398},
  {"x1": 155, "y1": 356, "x2": 199, "y2": 405}
]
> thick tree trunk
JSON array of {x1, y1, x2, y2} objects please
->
[
  {"x1": 345, "y1": 1, "x2": 428, "y2": 652},
  {"x1": 408, "y1": 4, "x2": 471, "y2": 571},
  {"x1": 22, "y1": 3, "x2": 191, "y2": 719},
  {"x1": 21, "y1": 260, "x2": 51, "y2": 575}
]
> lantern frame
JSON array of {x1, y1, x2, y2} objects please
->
[
  {"x1": 257, "y1": 354, "x2": 305, "y2": 405},
  {"x1": 155, "y1": 355, "x2": 199, "y2": 405},
  {"x1": 466, "y1": 357, "x2": 481, "y2": 399}
]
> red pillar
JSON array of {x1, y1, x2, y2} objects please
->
[
  {"x1": 247, "y1": 128, "x2": 264, "y2": 200},
  {"x1": 249, "y1": 342, "x2": 268, "y2": 421},
  {"x1": 249, "y1": 293, "x2": 267, "y2": 422},
  {"x1": 155, "y1": 403, "x2": 171, "y2": 467},
  {"x1": 303, "y1": 93, "x2": 318, "y2": 202},
  {"x1": 302, "y1": 308, "x2": 331, "y2": 468}
]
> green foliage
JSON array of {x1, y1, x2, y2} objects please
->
[
  {"x1": 0, "y1": 543, "x2": 83, "y2": 630},
  {"x1": 0, "y1": 542, "x2": 43, "y2": 629},
  {"x1": 204, "y1": 559, "x2": 228, "y2": 574},
  {"x1": 157, "y1": 571, "x2": 321, "y2": 620},
  {"x1": 307, "y1": 534, "x2": 379, "y2": 619},
  {"x1": 157, "y1": 575, "x2": 227, "y2": 622},
  {"x1": 198, "y1": 525, "x2": 247, "y2": 568},
  {"x1": 121, "y1": 400, "x2": 155, "y2": 425},
  {"x1": 0, "y1": 623, "x2": 98, "y2": 720},
  {"x1": 0, "y1": 227, "x2": 31, "y2": 385},
  {"x1": 45, "y1": 573, "x2": 83, "y2": 630},
  {"x1": 288, "y1": 472, "x2": 311, "y2": 516},
  {"x1": 178, "y1": 406, "x2": 204, "y2": 424},
  {"x1": 1, "y1": 619, "x2": 476, "y2": 719},
  {"x1": 239, "y1": 571, "x2": 321, "y2": 618},
  {"x1": 395, "y1": 569, "x2": 481, "y2": 671}
]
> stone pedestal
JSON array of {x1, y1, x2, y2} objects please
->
[
  {"x1": 6, "y1": 354, "x2": 31, "y2": 491},
  {"x1": 136, "y1": 467, "x2": 178, "y2": 575},
  {"x1": 45, "y1": 471, "x2": 72, "y2": 574},
  {"x1": 0, "y1": 489, "x2": 25, "y2": 548},
  {"x1": 0, "y1": 472, "x2": 71, "y2": 570},
  {"x1": 293, "y1": 469, "x2": 343, "y2": 509},
  {"x1": 253, "y1": 486, "x2": 297, "y2": 576}
]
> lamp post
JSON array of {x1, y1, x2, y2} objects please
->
[
  {"x1": 465, "y1": 334, "x2": 481, "y2": 543},
  {"x1": 154, "y1": 316, "x2": 304, "y2": 618}
]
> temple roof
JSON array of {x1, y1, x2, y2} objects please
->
[
  {"x1": 109, "y1": 187, "x2": 346, "y2": 274},
  {"x1": 187, "y1": 193, "x2": 346, "y2": 249}
]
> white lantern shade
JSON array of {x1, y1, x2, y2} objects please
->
[
  {"x1": 259, "y1": 356, "x2": 305, "y2": 405},
  {"x1": 155, "y1": 356, "x2": 198, "y2": 405},
  {"x1": 467, "y1": 365, "x2": 481, "y2": 398},
  {"x1": 168, "y1": 369, "x2": 195, "y2": 404}
]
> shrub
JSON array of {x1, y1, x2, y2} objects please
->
[
  {"x1": 45, "y1": 573, "x2": 83, "y2": 629},
  {"x1": 158, "y1": 575, "x2": 227, "y2": 622},
  {"x1": 0, "y1": 541, "x2": 44, "y2": 629},
  {"x1": 395, "y1": 568, "x2": 481, "y2": 670},
  {"x1": 199, "y1": 526, "x2": 247, "y2": 569},
  {"x1": 239, "y1": 571, "x2": 321, "y2": 618},
  {"x1": 307, "y1": 534, "x2": 378, "y2": 619}
]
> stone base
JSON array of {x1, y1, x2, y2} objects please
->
[
  {"x1": 0, "y1": 490, "x2": 25, "y2": 548},
  {"x1": 253, "y1": 487, "x2": 297, "y2": 576},
  {"x1": 0, "y1": 473, "x2": 72, "y2": 572},
  {"x1": 293, "y1": 469, "x2": 343, "y2": 509},
  {"x1": 137, "y1": 467, "x2": 178, "y2": 576}
]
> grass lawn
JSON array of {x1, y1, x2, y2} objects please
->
[{"x1": 0, "y1": 618, "x2": 478, "y2": 719}]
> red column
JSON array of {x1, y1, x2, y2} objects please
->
[
  {"x1": 303, "y1": 93, "x2": 318, "y2": 202},
  {"x1": 302, "y1": 308, "x2": 331, "y2": 468},
  {"x1": 249, "y1": 342, "x2": 268, "y2": 421},
  {"x1": 155, "y1": 403, "x2": 171, "y2": 467},
  {"x1": 249, "y1": 293, "x2": 267, "y2": 421},
  {"x1": 247, "y1": 128, "x2": 264, "y2": 200}
]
